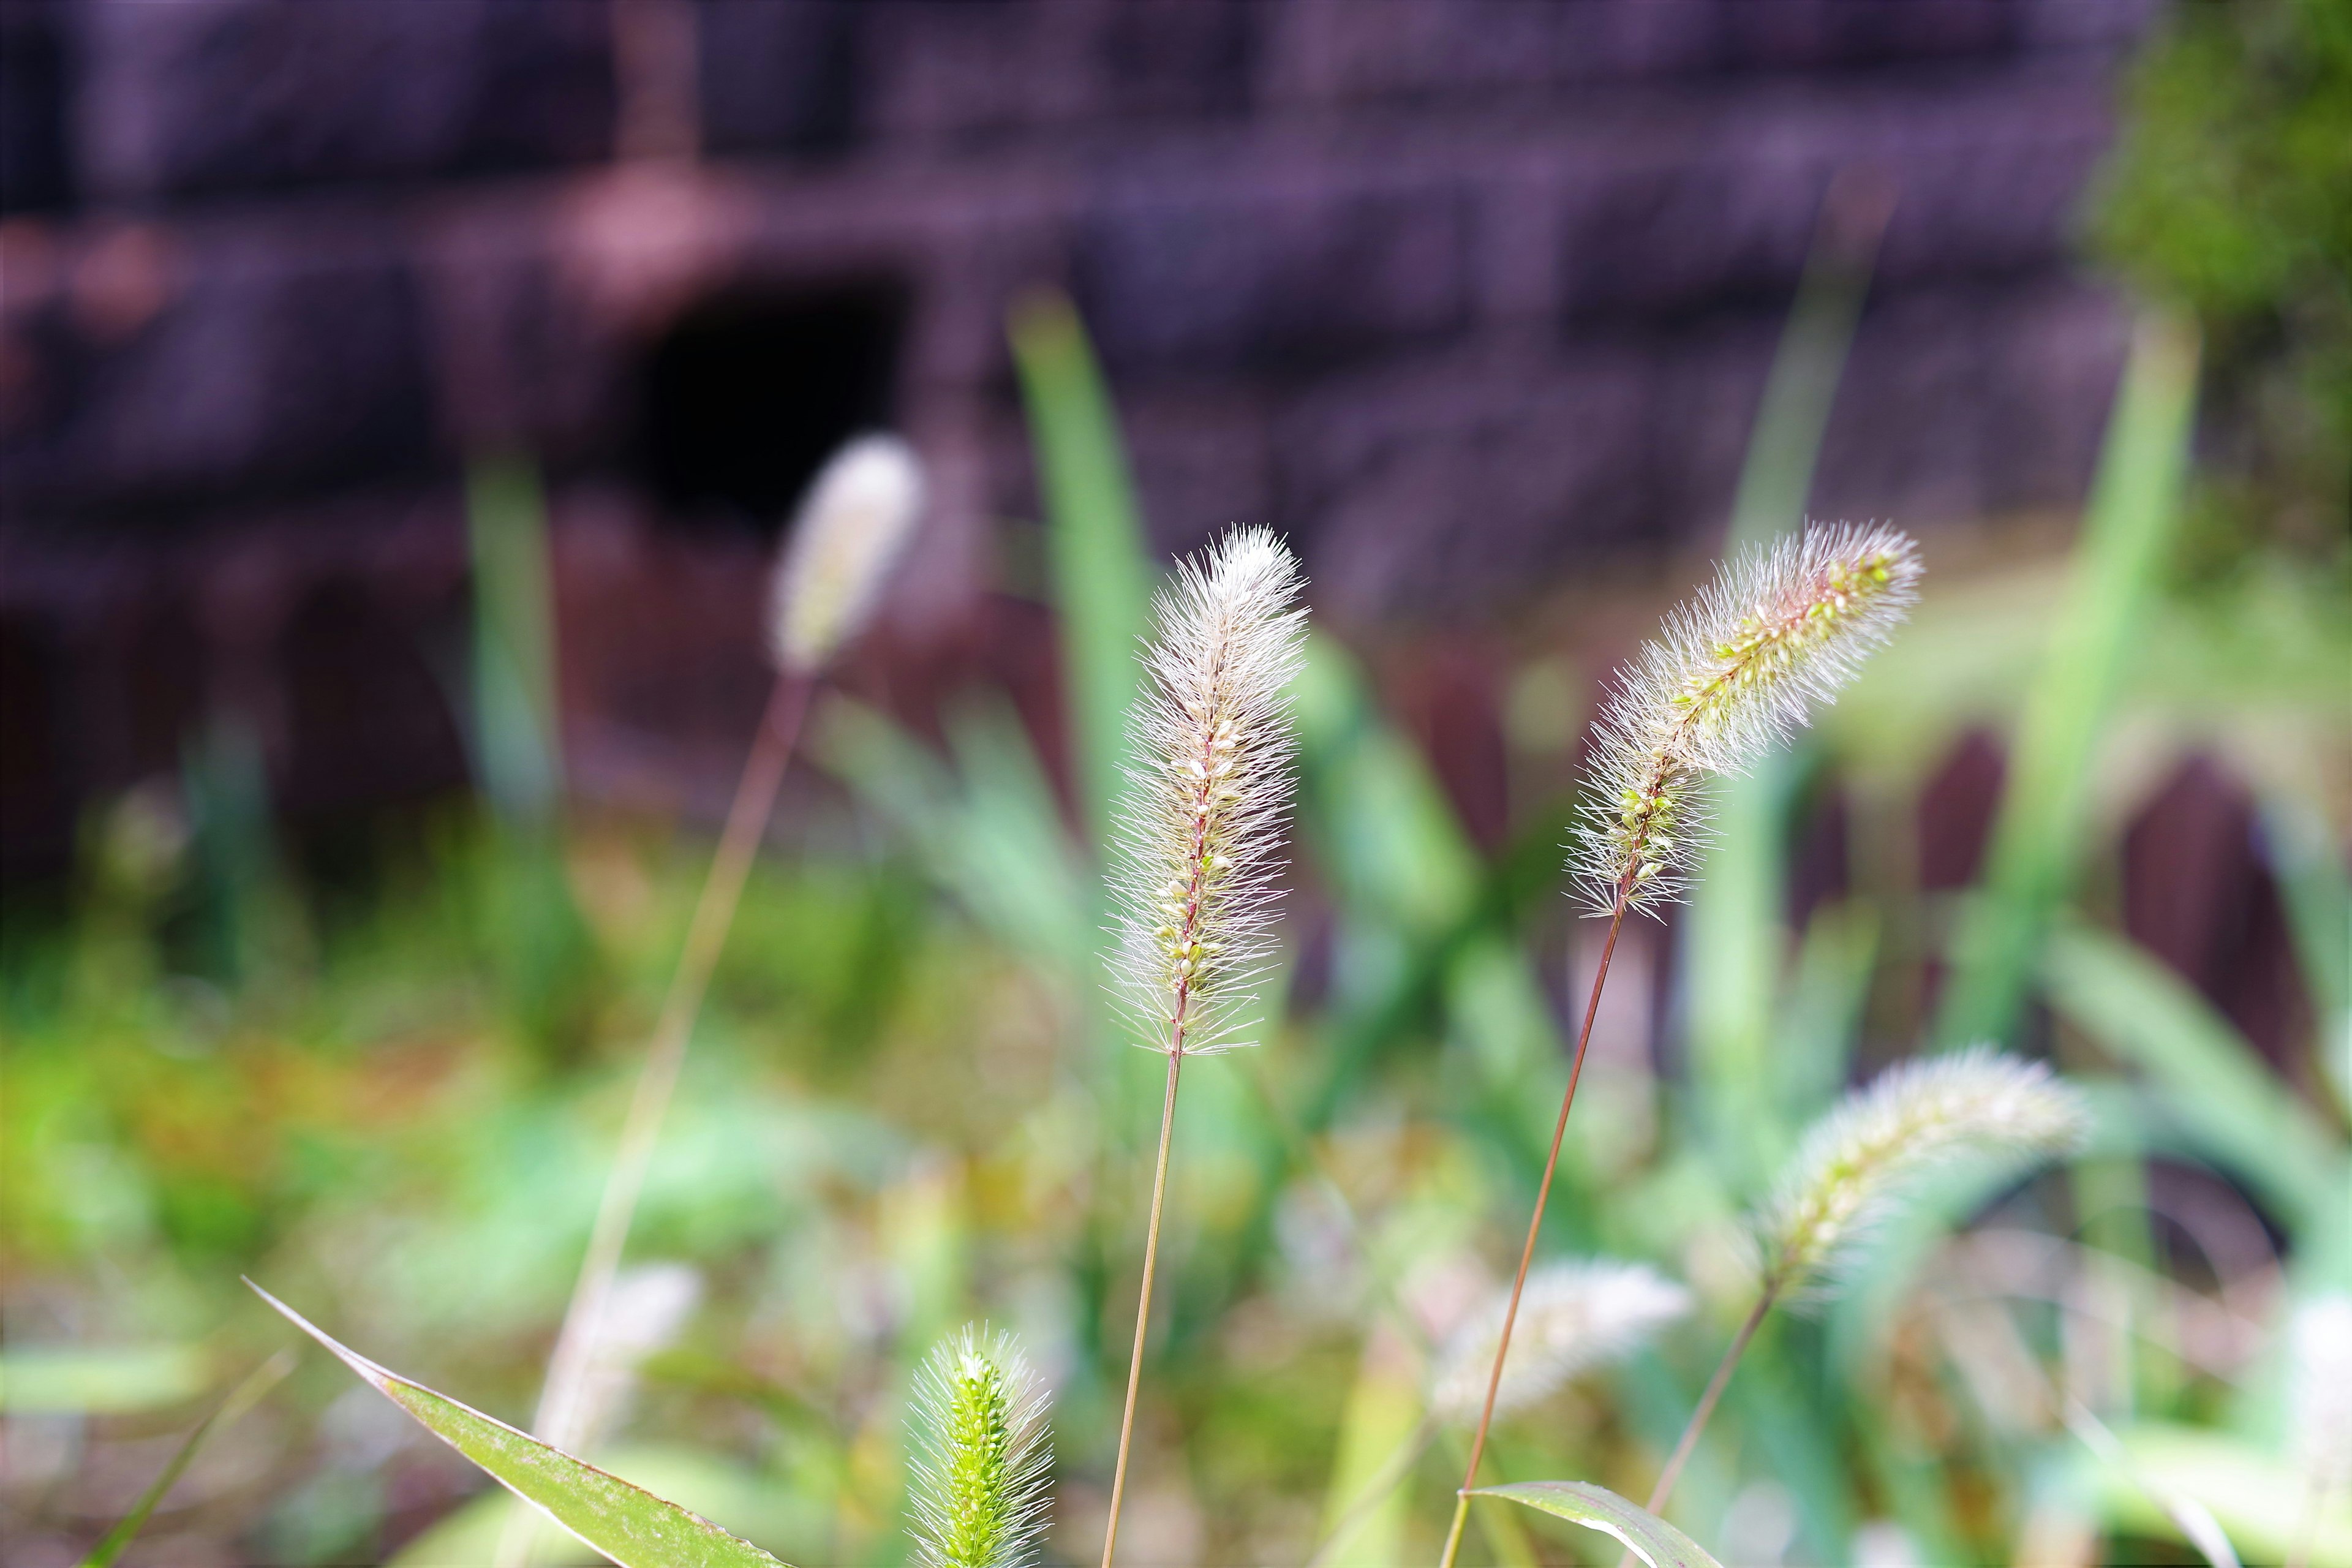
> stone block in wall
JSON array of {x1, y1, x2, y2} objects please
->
[
  {"x1": 75, "y1": 0, "x2": 615, "y2": 203},
  {"x1": 1074, "y1": 181, "x2": 1474, "y2": 375},
  {"x1": 1811, "y1": 279, "x2": 2128, "y2": 526},
  {"x1": 1273, "y1": 349, "x2": 1659, "y2": 618},
  {"x1": 864, "y1": 0, "x2": 1255, "y2": 141},
  {"x1": 1557, "y1": 85, "x2": 2111, "y2": 325},
  {"x1": 698, "y1": 0, "x2": 861, "y2": 157},
  {"x1": 0, "y1": 220, "x2": 436, "y2": 514},
  {"x1": 1263, "y1": 0, "x2": 2073, "y2": 108},
  {"x1": 1708, "y1": 0, "x2": 2024, "y2": 72}
]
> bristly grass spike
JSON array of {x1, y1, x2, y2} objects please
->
[
  {"x1": 910, "y1": 1325, "x2": 1054, "y2": 1568},
  {"x1": 769, "y1": 432, "x2": 927, "y2": 674},
  {"x1": 1100, "y1": 525, "x2": 1308, "y2": 1568},
  {"x1": 1574, "y1": 521, "x2": 1921, "y2": 917}
]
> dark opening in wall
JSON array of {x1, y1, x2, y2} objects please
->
[
  {"x1": 0, "y1": 0, "x2": 72, "y2": 214},
  {"x1": 638, "y1": 281, "x2": 907, "y2": 536}
]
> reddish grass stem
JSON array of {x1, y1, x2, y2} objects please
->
[
  {"x1": 1436, "y1": 895, "x2": 1629, "y2": 1568},
  {"x1": 1101, "y1": 1041, "x2": 1185, "y2": 1568}
]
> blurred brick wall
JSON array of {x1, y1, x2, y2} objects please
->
[{"x1": 0, "y1": 0, "x2": 2157, "y2": 871}]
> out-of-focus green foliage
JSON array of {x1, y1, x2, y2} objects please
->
[{"x1": 2092, "y1": 0, "x2": 2352, "y2": 571}]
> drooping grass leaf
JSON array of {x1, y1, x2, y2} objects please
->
[
  {"x1": 2056, "y1": 1423, "x2": 2351, "y2": 1568},
  {"x1": 1471, "y1": 1482, "x2": 1725, "y2": 1567},
  {"x1": 249, "y1": 1283, "x2": 791, "y2": 1568},
  {"x1": 1936, "y1": 313, "x2": 2200, "y2": 1047},
  {"x1": 2257, "y1": 791, "x2": 2352, "y2": 1118},
  {"x1": 77, "y1": 1351, "x2": 294, "y2": 1568},
  {"x1": 2042, "y1": 921, "x2": 2346, "y2": 1238}
]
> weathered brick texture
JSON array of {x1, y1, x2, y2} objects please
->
[{"x1": 0, "y1": 0, "x2": 2156, "y2": 859}]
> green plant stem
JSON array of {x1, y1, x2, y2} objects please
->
[
  {"x1": 1102, "y1": 1042, "x2": 1185, "y2": 1568},
  {"x1": 1305, "y1": 1415, "x2": 1437, "y2": 1568},
  {"x1": 496, "y1": 672, "x2": 810, "y2": 1568},
  {"x1": 1438, "y1": 898, "x2": 1627, "y2": 1568},
  {"x1": 1645, "y1": 1283, "x2": 1779, "y2": 1520}
]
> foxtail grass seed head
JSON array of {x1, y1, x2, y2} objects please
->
[
  {"x1": 2289, "y1": 1294, "x2": 2352, "y2": 1496},
  {"x1": 1429, "y1": 1260, "x2": 1692, "y2": 1424},
  {"x1": 769, "y1": 433, "x2": 926, "y2": 674},
  {"x1": 1110, "y1": 526, "x2": 1308, "y2": 1055},
  {"x1": 909, "y1": 1326, "x2": 1054, "y2": 1568},
  {"x1": 1572, "y1": 521, "x2": 1920, "y2": 915},
  {"x1": 1760, "y1": 1047, "x2": 2087, "y2": 1297}
]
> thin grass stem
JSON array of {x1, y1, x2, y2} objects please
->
[
  {"x1": 1102, "y1": 1043, "x2": 1184, "y2": 1568},
  {"x1": 495, "y1": 673, "x2": 810, "y2": 1568},
  {"x1": 1436, "y1": 895, "x2": 1627, "y2": 1568},
  {"x1": 1645, "y1": 1283, "x2": 1776, "y2": 1518}
]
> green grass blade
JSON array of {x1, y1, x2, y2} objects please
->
[
  {"x1": 1471, "y1": 1481, "x2": 1727, "y2": 1567},
  {"x1": 1935, "y1": 314, "x2": 2200, "y2": 1047},
  {"x1": 2042, "y1": 921, "x2": 2346, "y2": 1234},
  {"x1": 77, "y1": 1350, "x2": 294, "y2": 1568},
  {"x1": 1691, "y1": 175, "x2": 1887, "y2": 1193},
  {"x1": 467, "y1": 454, "x2": 565, "y2": 821},
  {"x1": 1008, "y1": 292, "x2": 1153, "y2": 851},
  {"x1": 249, "y1": 1282, "x2": 791, "y2": 1568},
  {"x1": 2257, "y1": 791, "x2": 2352, "y2": 1117}
]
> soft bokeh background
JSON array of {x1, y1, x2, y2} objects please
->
[{"x1": 2, "y1": 2, "x2": 2345, "y2": 1564}]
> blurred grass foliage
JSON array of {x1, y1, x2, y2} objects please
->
[
  {"x1": 2092, "y1": 0, "x2": 2351, "y2": 574},
  {"x1": 7, "y1": 31, "x2": 2352, "y2": 1563}
]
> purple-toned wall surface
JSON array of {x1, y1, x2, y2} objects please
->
[{"x1": 0, "y1": 0, "x2": 2156, "y2": 872}]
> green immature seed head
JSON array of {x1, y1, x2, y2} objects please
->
[{"x1": 909, "y1": 1327, "x2": 1053, "y2": 1568}]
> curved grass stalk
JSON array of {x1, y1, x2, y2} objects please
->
[{"x1": 1439, "y1": 523, "x2": 1920, "y2": 1568}]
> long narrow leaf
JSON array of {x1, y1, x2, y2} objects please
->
[
  {"x1": 248, "y1": 1283, "x2": 790, "y2": 1568},
  {"x1": 1471, "y1": 1482, "x2": 1725, "y2": 1568},
  {"x1": 78, "y1": 1351, "x2": 294, "y2": 1568},
  {"x1": 1936, "y1": 313, "x2": 2199, "y2": 1046},
  {"x1": 1008, "y1": 292, "x2": 1153, "y2": 851},
  {"x1": 2041, "y1": 922, "x2": 2345, "y2": 1234}
]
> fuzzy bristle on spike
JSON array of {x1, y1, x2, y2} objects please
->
[
  {"x1": 908, "y1": 1326, "x2": 1054, "y2": 1568},
  {"x1": 1428, "y1": 1260, "x2": 1692, "y2": 1425},
  {"x1": 769, "y1": 433, "x2": 926, "y2": 674},
  {"x1": 1109, "y1": 526, "x2": 1307, "y2": 1055},
  {"x1": 1760, "y1": 1047, "x2": 2087, "y2": 1296},
  {"x1": 1572, "y1": 521, "x2": 1920, "y2": 916}
]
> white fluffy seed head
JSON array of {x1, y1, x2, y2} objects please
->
[
  {"x1": 769, "y1": 433, "x2": 926, "y2": 674},
  {"x1": 1760, "y1": 1047, "x2": 2087, "y2": 1298},
  {"x1": 1428, "y1": 1259, "x2": 1692, "y2": 1425},
  {"x1": 1572, "y1": 521, "x2": 1921, "y2": 916},
  {"x1": 1108, "y1": 526, "x2": 1308, "y2": 1056},
  {"x1": 908, "y1": 1325, "x2": 1054, "y2": 1568},
  {"x1": 2289, "y1": 1294, "x2": 2352, "y2": 1496}
]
